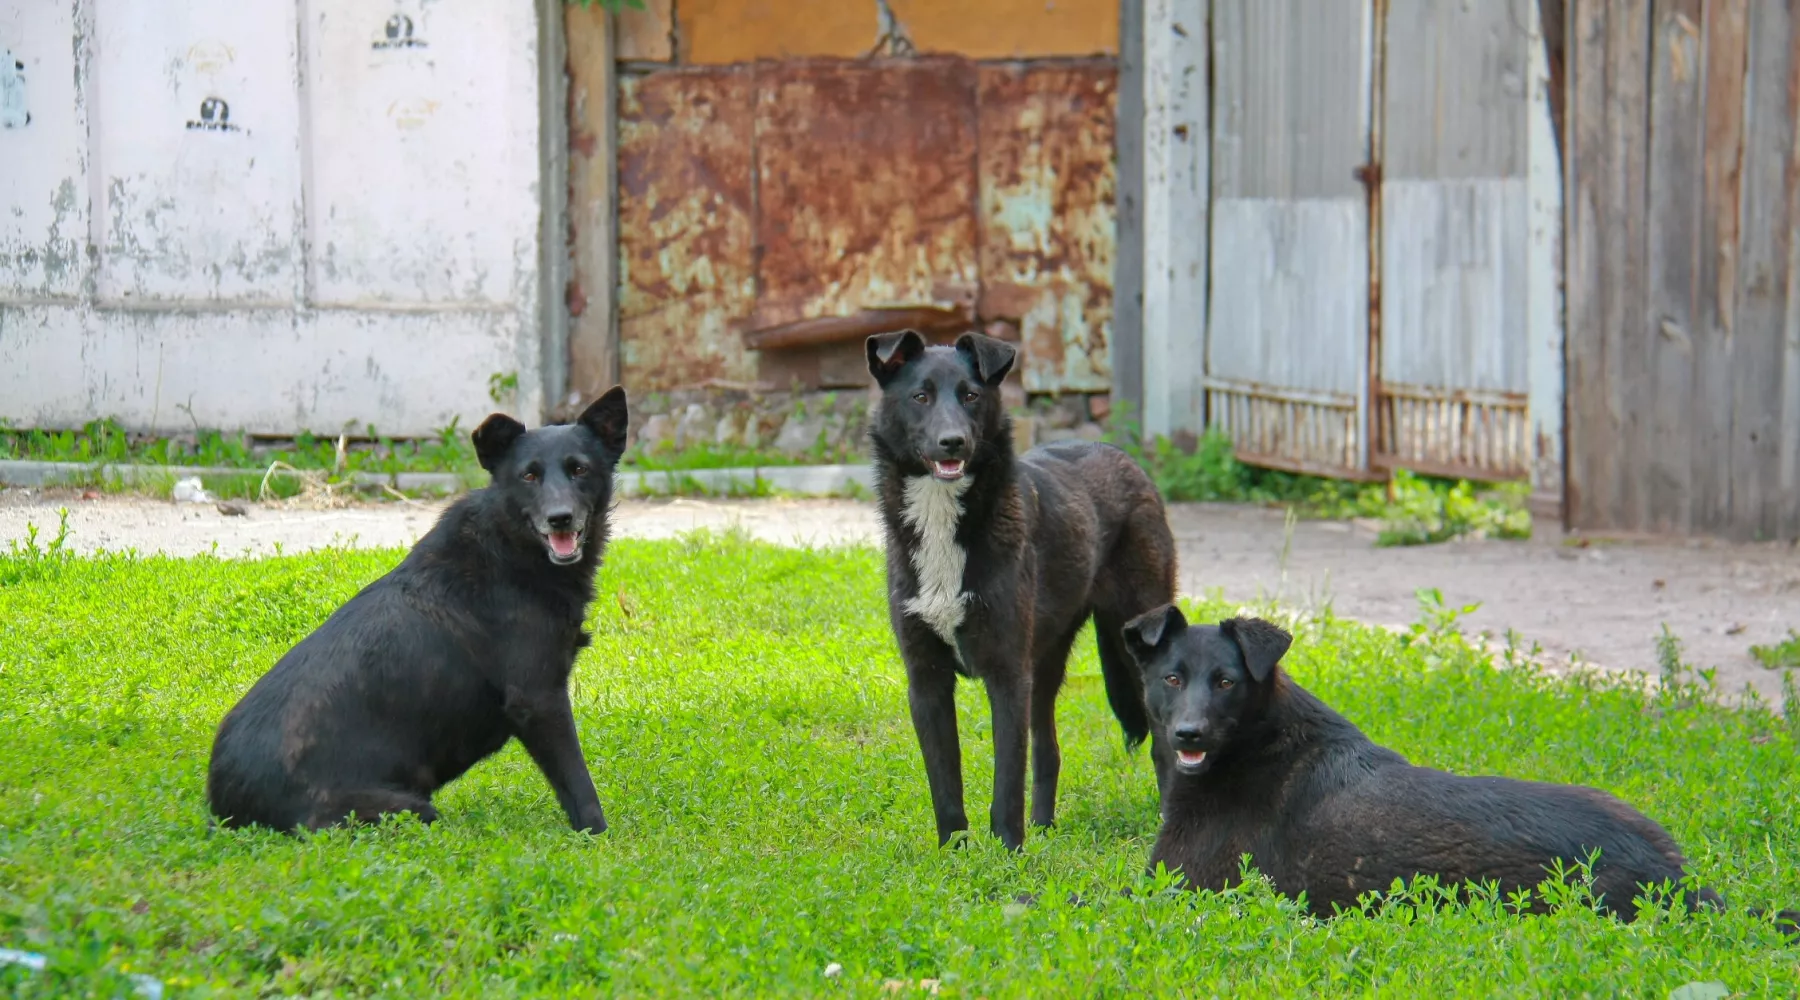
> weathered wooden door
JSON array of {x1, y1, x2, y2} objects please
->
[
  {"x1": 1197, "y1": 0, "x2": 1547, "y2": 482},
  {"x1": 1204, "y1": 0, "x2": 1377, "y2": 478},
  {"x1": 1375, "y1": 0, "x2": 1536, "y2": 481}
]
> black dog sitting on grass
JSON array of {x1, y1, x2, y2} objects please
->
[
  {"x1": 206, "y1": 389, "x2": 630, "y2": 835},
  {"x1": 1123, "y1": 606, "x2": 1799, "y2": 934},
  {"x1": 867, "y1": 330, "x2": 1177, "y2": 851}
]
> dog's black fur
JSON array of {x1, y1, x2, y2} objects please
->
[
  {"x1": 1124, "y1": 606, "x2": 1800, "y2": 934},
  {"x1": 867, "y1": 330, "x2": 1178, "y2": 850},
  {"x1": 206, "y1": 388, "x2": 630, "y2": 834}
]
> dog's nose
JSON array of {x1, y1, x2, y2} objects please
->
[
  {"x1": 546, "y1": 511, "x2": 575, "y2": 532},
  {"x1": 937, "y1": 434, "x2": 966, "y2": 455},
  {"x1": 1173, "y1": 725, "x2": 1204, "y2": 744}
]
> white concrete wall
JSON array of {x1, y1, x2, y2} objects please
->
[{"x1": 0, "y1": 0, "x2": 556, "y2": 437}]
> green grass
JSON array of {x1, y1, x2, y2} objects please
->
[
  {"x1": 1107, "y1": 418, "x2": 1532, "y2": 546},
  {"x1": 0, "y1": 418, "x2": 849, "y2": 484},
  {"x1": 5, "y1": 417, "x2": 1532, "y2": 546},
  {"x1": 2, "y1": 530, "x2": 1798, "y2": 996},
  {"x1": 1751, "y1": 631, "x2": 1800, "y2": 671}
]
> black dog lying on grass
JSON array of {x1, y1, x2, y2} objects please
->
[
  {"x1": 1122, "y1": 606, "x2": 1800, "y2": 934},
  {"x1": 206, "y1": 389, "x2": 630, "y2": 835},
  {"x1": 867, "y1": 330, "x2": 1177, "y2": 850}
]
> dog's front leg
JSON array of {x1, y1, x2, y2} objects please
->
[
  {"x1": 980, "y1": 665, "x2": 1030, "y2": 851},
  {"x1": 907, "y1": 663, "x2": 968, "y2": 847},
  {"x1": 903, "y1": 648, "x2": 968, "y2": 847},
  {"x1": 504, "y1": 685, "x2": 607, "y2": 834}
]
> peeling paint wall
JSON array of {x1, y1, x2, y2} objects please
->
[
  {"x1": 595, "y1": 0, "x2": 1121, "y2": 394},
  {"x1": 0, "y1": 0, "x2": 555, "y2": 436}
]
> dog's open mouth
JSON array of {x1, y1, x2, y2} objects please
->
[
  {"x1": 1175, "y1": 749, "x2": 1207, "y2": 771},
  {"x1": 543, "y1": 530, "x2": 584, "y2": 564},
  {"x1": 928, "y1": 459, "x2": 965, "y2": 481}
]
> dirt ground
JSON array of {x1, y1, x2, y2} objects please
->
[{"x1": 4, "y1": 488, "x2": 1796, "y2": 705}]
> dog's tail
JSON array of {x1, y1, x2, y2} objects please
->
[
  {"x1": 1095, "y1": 616, "x2": 1152, "y2": 752},
  {"x1": 1746, "y1": 905, "x2": 1800, "y2": 942},
  {"x1": 1700, "y1": 887, "x2": 1799, "y2": 942}
]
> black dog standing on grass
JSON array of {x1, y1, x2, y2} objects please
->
[
  {"x1": 1123, "y1": 606, "x2": 1800, "y2": 933},
  {"x1": 206, "y1": 388, "x2": 630, "y2": 835},
  {"x1": 867, "y1": 329, "x2": 1178, "y2": 850}
]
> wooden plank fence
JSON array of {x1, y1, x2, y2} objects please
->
[{"x1": 1565, "y1": 0, "x2": 1800, "y2": 541}]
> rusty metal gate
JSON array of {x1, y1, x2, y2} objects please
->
[{"x1": 1200, "y1": 0, "x2": 1540, "y2": 481}]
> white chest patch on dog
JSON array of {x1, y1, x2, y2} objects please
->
[{"x1": 899, "y1": 474, "x2": 973, "y2": 647}]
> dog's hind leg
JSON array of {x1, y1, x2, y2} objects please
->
[
  {"x1": 305, "y1": 789, "x2": 438, "y2": 831},
  {"x1": 1094, "y1": 606, "x2": 1176, "y2": 805},
  {"x1": 1028, "y1": 626, "x2": 1079, "y2": 829}
]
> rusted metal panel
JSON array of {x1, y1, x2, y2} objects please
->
[
  {"x1": 978, "y1": 62, "x2": 1116, "y2": 394},
  {"x1": 893, "y1": 0, "x2": 1118, "y2": 58},
  {"x1": 92, "y1": 0, "x2": 302, "y2": 305},
  {"x1": 0, "y1": 1, "x2": 87, "y2": 301},
  {"x1": 676, "y1": 0, "x2": 874, "y2": 64},
  {"x1": 615, "y1": 0, "x2": 673, "y2": 62},
  {"x1": 616, "y1": 67, "x2": 757, "y2": 389},
  {"x1": 1206, "y1": 0, "x2": 1372, "y2": 475},
  {"x1": 752, "y1": 58, "x2": 980, "y2": 333}
]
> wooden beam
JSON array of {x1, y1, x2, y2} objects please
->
[{"x1": 565, "y1": 3, "x2": 621, "y2": 412}]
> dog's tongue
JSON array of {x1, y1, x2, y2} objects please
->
[
  {"x1": 548, "y1": 532, "x2": 580, "y2": 558},
  {"x1": 933, "y1": 460, "x2": 964, "y2": 478},
  {"x1": 1177, "y1": 750, "x2": 1206, "y2": 766}
]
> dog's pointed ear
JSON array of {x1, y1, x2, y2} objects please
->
[
  {"x1": 472, "y1": 413, "x2": 528, "y2": 473},
  {"x1": 577, "y1": 385, "x2": 630, "y2": 454},
  {"x1": 1220, "y1": 616, "x2": 1292, "y2": 683},
  {"x1": 954, "y1": 331, "x2": 1016, "y2": 387},
  {"x1": 1122, "y1": 604, "x2": 1187, "y2": 666},
  {"x1": 867, "y1": 330, "x2": 927, "y2": 386}
]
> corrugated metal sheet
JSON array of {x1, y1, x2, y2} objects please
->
[
  {"x1": 978, "y1": 62, "x2": 1116, "y2": 393},
  {"x1": 615, "y1": 67, "x2": 757, "y2": 389},
  {"x1": 1376, "y1": 0, "x2": 1533, "y2": 480},
  {"x1": 1204, "y1": 0, "x2": 1372, "y2": 475}
]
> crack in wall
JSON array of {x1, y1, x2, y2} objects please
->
[{"x1": 869, "y1": 0, "x2": 916, "y2": 57}]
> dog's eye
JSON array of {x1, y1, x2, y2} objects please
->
[
  {"x1": 570, "y1": 464, "x2": 588, "y2": 478},
  {"x1": 911, "y1": 391, "x2": 929, "y2": 404},
  {"x1": 1163, "y1": 673, "x2": 1181, "y2": 688},
  {"x1": 1216, "y1": 676, "x2": 1235, "y2": 690},
  {"x1": 961, "y1": 390, "x2": 979, "y2": 403},
  {"x1": 521, "y1": 470, "x2": 540, "y2": 483}
]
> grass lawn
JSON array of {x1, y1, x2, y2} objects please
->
[{"x1": 2, "y1": 532, "x2": 1798, "y2": 997}]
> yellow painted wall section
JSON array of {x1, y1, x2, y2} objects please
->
[
  {"x1": 616, "y1": 0, "x2": 675, "y2": 61},
  {"x1": 677, "y1": 0, "x2": 1116, "y2": 64},
  {"x1": 893, "y1": 0, "x2": 1116, "y2": 59},
  {"x1": 678, "y1": 0, "x2": 876, "y2": 65}
]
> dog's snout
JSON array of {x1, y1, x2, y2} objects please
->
[
  {"x1": 937, "y1": 433, "x2": 967, "y2": 455},
  {"x1": 545, "y1": 511, "x2": 576, "y2": 532},
  {"x1": 1173, "y1": 724, "x2": 1204, "y2": 744}
]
